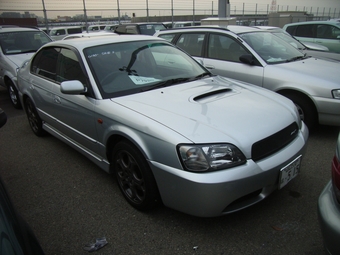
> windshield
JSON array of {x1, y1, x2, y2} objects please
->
[
  {"x1": 240, "y1": 31, "x2": 305, "y2": 64},
  {"x1": 271, "y1": 32, "x2": 306, "y2": 50},
  {"x1": 85, "y1": 40, "x2": 209, "y2": 98},
  {"x1": 138, "y1": 24, "x2": 166, "y2": 35},
  {"x1": 0, "y1": 31, "x2": 51, "y2": 55}
]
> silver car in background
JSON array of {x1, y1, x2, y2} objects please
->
[
  {"x1": 154, "y1": 26, "x2": 340, "y2": 129},
  {"x1": 0, "y1": 26, "x2": 52, "y2": 108},
  {"x1": 254, "y1": 26, "x2": 340, "y2": 62},
  {"x1": 17, "y1": 35, "x2": 308, "y2": 217}
]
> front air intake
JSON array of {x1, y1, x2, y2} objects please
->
[{"x1": 252, "y1": 122, "x2": 299, "y2": 161}]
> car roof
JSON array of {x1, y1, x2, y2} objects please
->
[
  {"x1": 119, "y1": 23, "x2": 165, "y2": 26},
  {"x1": 157, "y1": 25, "x2": 260, "y2": 34},
  {"x1": 44, "y1": 35, "x2": 166, "y2": 50},
  {"x1": 0, "y1": 26, "x2": 42, "y2": 33},
  {"x1": 62, "y1": 32, "x2": 118, "y2": 40},
  {"x1": 284, "y1": 20, "x2": 340, "y2": 27}
]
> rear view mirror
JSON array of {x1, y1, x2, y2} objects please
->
[{"x1": 239, "y1": 54, "x2": 255, "y2": 65}]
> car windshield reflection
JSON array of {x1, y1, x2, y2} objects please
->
[
  {"x1": 240, "y1": 32, "x2": 305, "y2": 64},
  {"x1": 0, "y1": 31, "x2": 51, "y2": 55},
  {"x1": 85, "y1": 41, "x2": 207, "y2": 98}
]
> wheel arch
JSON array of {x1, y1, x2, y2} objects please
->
[
  {"x1": 277, "y1": 88, "x2": 318, "y2": 124},
  {"x1": 106, "y1": 132, "x2": 149, "y2": 166}
]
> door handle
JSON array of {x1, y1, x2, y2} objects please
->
[{"x1": 54, "y1": 96, "x2": 61, "y2": 104}]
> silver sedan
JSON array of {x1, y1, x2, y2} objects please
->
[
  {"x1": 154, "y1": 26, "x2": 340, "y2": 129},
  {"x1": 17, "y1": 35, "x2": 308, "y2": 217}
]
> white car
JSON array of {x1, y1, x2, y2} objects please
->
[
  {"x1": 0, "y1": 25, "x2": 52, "y2": 108},
  {"x1": 18, "y1": 35, "x2": 308, "y2": 217}
]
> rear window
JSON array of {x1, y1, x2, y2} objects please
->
[{"x1": 67, "y1": 28, "x2": 83, "y2": 34}]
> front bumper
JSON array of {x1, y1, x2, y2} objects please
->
[
  {"x1": 150, "y1": 122, "x2": 308, "y2": 217},
  {"x1": 315, "y1": 96, "x2": 340, "y2": 126},
  {"x1": 317, "y1": 181, "x2": 340, "y2": 255}
]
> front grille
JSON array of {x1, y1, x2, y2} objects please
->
[{"x1": 252, "y1": 122, "x2": 299, "y2": 162}]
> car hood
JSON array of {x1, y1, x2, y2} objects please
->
[
  {"x1": 265, "y1": 57, "x2": 340, "y2": 92},
  {"x1": 112, "y1": 76, "x2": 297, "y2": 153},
  {"x1": 6, "y1": 53, "x2": 35, "y2": 68}
]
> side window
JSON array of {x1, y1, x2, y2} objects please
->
[
  {"x1": 175, "y1": 33, "x2": 205, "y2": 56},
  {"x1": 158, "y1": 34, "x2": 176, "y2": 42},
  {"x1": 56, "y1": 29, "x2": 66, "y2": 36},
  {"x1": 208, "y1": 34, "x2": 246, "y2": 62},
  {"x1": 31, "y1": 47, "x2": 59, "y2": 81},
  {"x1": 56, "y1": 48, "x2": 87, "y2": 85},
  {"x1": 285, "y1": 25, "x2": 297, "y2": 35},
  {"x1": 295, "y1": 24, "x2": 315, "y2": 38},
  {"x1": 115, "y1": 25, "x2": 127, "y2": 34},
  {"x1": 317, "y1": 25, "x2": 339, "y2": 39}
]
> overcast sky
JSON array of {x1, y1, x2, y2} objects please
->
[{"x1": 1, "y1": 0, "x2": 339, "y2": 18}]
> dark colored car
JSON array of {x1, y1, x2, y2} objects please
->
[{"x1": 318, "y1": 132, "x2": 340, "y2": 255}]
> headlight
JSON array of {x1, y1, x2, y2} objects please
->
[
  {"x1": 177, "y1": 144, "x2": 246, "y2": 172},
  {"x1": 332, "y1": 89, "x2": 340, "y2": 99}
]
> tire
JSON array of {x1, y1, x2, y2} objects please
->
[
  {"x1": 25, "y1": 98, "x2": 46, "y2": 136},
  {"x1": 284, "y1": 93, "x2": 317, "y2": 130},
  {"x1": 112, "y1": 141, "x2": 160, "y2": 211},
  {"x1": 7, "y1": 81, "x2": 22, "y2": 109}
]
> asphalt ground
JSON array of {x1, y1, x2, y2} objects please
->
[{"x1": 0, "y1": 86, "x2": 339, "y2": 255}]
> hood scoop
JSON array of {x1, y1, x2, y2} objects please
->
[{"x1": 193, "y1": 88, "x2": 233, "y2": 103}]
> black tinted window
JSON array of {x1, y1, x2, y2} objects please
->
[
  {"x1": 67, "y1": 28, "x2": 82, "y2": 34},
  {"x1": 295, "y1": 24, "x2": 315, "y2": 38},
  {"x1": 31, "y1": 47, "x2": 59, "y2": 81},
  {"x1": 56, "y1": 49, "x2": 87, "y2": 85}
]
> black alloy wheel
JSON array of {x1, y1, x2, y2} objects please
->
[
  {"x1": 112, "y1": 141, "x2": 160, "y2": 211},
  {"x1": 25, "y1": 98, "x2": 45, "y2": 136}
]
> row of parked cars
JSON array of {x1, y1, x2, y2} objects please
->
[{"x1": 0, "y1": 20, "x2": 339, "y2": 254}]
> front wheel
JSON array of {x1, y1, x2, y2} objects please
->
[
  {"x1": 284, "y1": 93, "x2": 317, "y2": 130},
  {"x1": 25, "y1": 98, "x2": 46, "y2": 136},
  {"x1": 111, "y1": 141, "x2": 160, "y2": 211},
  {"x1": 7, "y1": 81, "x2": 22, "y2": 109}
]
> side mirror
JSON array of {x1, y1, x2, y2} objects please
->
[
  {"x1": 60, "y1": 80, "x2": 87, "y2": 95},
  {"x1": 239, "y1": 54, "x2": 255, "y2": 65}
]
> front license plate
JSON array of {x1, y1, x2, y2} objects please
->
[{"x1": 279, "y1": 155, "x2": 302, "y2": 189}]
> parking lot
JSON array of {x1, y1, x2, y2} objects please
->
[{"x1": 0, "y1": 86, "x2": 339, "y2": 254}]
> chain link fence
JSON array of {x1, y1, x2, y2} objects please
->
[{"x1": 1, "y1": 0, "x2": 339, "y2": 28}]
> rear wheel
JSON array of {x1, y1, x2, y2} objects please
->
[
  {"x1": 25, "y1": 98, "x2": 46, "y2": 136},
  {"x1": 7, "y1": 81, "x2": 21, "y2": 109},
  {"x1": 111, "y1": 141, "x2": 160, "y2": 211}
]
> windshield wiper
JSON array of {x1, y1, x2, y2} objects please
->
[
  {"x1": 190, "y1": 72, "x2": 213, "y2": 81},
  {"x1": 142, "y1": 73, "x2": 213, "y2": 92},
  {"x1": 286, "y1": 54, "x2": 309, "y2": 62},
  {"x1": 141, "y1": 78, "x2": 191, "y2": 92}
]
